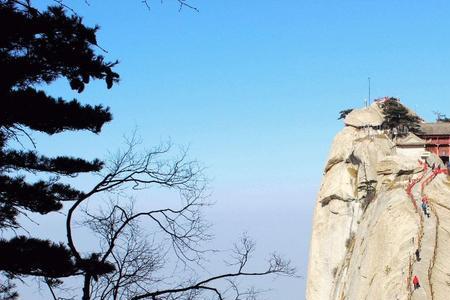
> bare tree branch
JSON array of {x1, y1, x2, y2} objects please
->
[
  {"x1": 129, "y1": 236, "x2": 295, "y2": 300},
  {"x1": 62, "y1": 134, "x2": 295, "y2": 300},
  {"x1": 64, "y1": 136, "x2": 208, "y2": 299},
  {"x1": 85, "y1": 197, "x2": 295, "y2": 300},
  {"x1": 142, "y1": 0, "x2": 199, "y2": 12},
  {"x1": 87, "y1": 204, "x2": 164, "y2": 300},
  {"x1": 66, "y1": 135, "x2": 206, "y2": 262}
]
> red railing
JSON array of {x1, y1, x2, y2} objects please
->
[
  {"x1": 406, "y1": 160, "x2": 428, "y2": 210},
  {"x1": 421, "y1": 167, "x2": 449, "y2": 193}
]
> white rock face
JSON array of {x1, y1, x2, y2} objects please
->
[
  {"x1": 344, "y1": 105, "x2": 384, "y2": 128},
  {"x1": 306, "y1": 102, "x2": 450, "y2": 300}
]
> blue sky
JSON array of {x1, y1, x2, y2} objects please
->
[{"x1": 24, "y1": 0, "x2": 450, "y2": 299}]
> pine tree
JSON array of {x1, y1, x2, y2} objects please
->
[
  {"x1": 338, "y1": 108, "x2": 353, "y2": 120},
  {"x1": 0, "y1": 0, "x2": 118, "y2": 295},
  {"x1": 380, "y1": 98, "x2": 421, "y2": 137}
]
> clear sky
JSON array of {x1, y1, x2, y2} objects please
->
[{"x1": 21, "y1": 0, "x2": 450, "y2": 299}]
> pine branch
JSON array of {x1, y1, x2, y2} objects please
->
[
  {"x1": 0, "y1": 175, "x2": 84, "y2": 220},
  {"x1": 0, "y1": 150, "x2": 104, "y2": 175},
  {"x1": 0, "y1": 236, "x2": 79, "y2": 278},
  {"x1": 1, "y1": 89, "x2": 112, "y2": 134}
]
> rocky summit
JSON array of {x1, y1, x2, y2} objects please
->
[{"x1": 306, "y1": 99, "x2": 450, "y2": 300}]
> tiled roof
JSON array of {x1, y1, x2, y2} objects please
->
[
  {"x1": 418, "y1": 123, "x2": 450, "y2": 136},
  {"x1": 396, "y1": 133, "x2": 426, "y2": 146}
]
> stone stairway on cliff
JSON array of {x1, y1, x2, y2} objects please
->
[
  {"x1": 407, "y1": 164, "x2": 448, "y2": 300},
  {"x1": 306, "y1": 101, "x2": 450, "y2": 300}
]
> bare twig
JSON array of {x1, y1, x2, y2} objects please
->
[
  {"x1": 128, "y1": 236, "x2": 295, "y2": 300},
  {"x1": 63, "y1": 134, "x2": 294, "y2": 300},
  {"x1": 141, "y1": 0, "x2": 199, "y2": 12},
  {"x1": 44, "y1": 278, "x2": 58, "y2": 300}
]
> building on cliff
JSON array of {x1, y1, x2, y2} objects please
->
[
  {"x1": 395, "y1": 133, "x2": 426, "y2": 158},
  {"x1": 417, "y1": 122, "x2": 450, "y2": 164},
  {"x1": 307, "y1": 100, "x2": 450, "y2": 300}
]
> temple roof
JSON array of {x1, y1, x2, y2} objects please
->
[
  {"x1": 396, "y1": 133, "x2": 426, "y2": 146},
  {"x1": 419, "y1": 123, "x2": 450, "y2": 136}
]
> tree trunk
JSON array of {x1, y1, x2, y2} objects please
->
[{"x1": 82, "y1": 274, "x2": 92, "y2": 300}]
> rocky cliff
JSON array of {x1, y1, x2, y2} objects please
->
[{"x1": 306, "y1": 101, "x2": 450, "y2": 300}]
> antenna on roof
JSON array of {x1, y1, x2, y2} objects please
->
[{"x1": 368, "y1": 77, "x2": 371, "y2": 105}]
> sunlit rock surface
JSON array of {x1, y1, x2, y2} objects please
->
[{"x1": 306, "y1": 102, "x2": 450, "y2": 300}]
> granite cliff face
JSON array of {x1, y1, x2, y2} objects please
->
[{"x1": 306, "y1": 102, "x2": 450, "y2": 300}]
